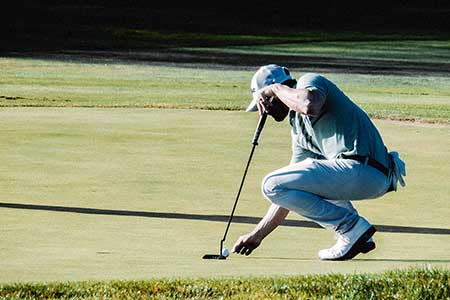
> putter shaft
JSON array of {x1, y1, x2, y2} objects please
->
[{"x1": 219, "y1": 112, "x2": 268, "y2": 255}]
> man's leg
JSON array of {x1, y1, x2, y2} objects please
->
[
  {"x1": 261, "y1": 158, "x2": 388, "y2": 259},
  {"x1": 325, "y1": 199, "x2": 376, "y2": 254},
  {"x1": 325, "y1": 199, "x2": 355, "y2": 212}
]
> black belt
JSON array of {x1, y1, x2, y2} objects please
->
[{"x1": 343, "y1": 155, "x2": 389, "y2": 177}]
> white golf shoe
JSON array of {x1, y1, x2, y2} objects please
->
[
  {"x1": 318, "y1": 216, "x2": 376, "y2": 261},
  {"x1": 332, "y1": 234, "x2": 376, "y2": 254}
]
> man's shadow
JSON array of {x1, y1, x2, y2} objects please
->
[{"x1": 1, "y1": 201, "x2": 450, "y2": 235}]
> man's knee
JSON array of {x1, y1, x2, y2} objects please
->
[
  {"x1": 261, "y1": 172, "x2": 284, "y2": 202},
  {"x1": 261, "y1": 171, "x2": 312, "y2": 211}
]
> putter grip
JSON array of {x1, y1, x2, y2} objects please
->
[{"x1": 252, "y1": 112, "x2": 268, "y2": 145}]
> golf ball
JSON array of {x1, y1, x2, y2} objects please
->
[{"x1": 221, "y1": 248, "x2": 230, "y2": 257}]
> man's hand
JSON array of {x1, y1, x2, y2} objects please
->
[
  {"x1": 256, "y1": 85, "x2": 289, "y2": 122},
  {"x1": 255, "y1": 85, "x2": 275, "y2": 116},
  {"x1": 232, "y1": 232, "x2": 262, "y2": 256},
  {"x1": 232, "y1": 204, "x2": 289, "y2": 257}
]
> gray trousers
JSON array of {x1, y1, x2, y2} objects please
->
[{"x1": 262, "y1": 158, "x2": 390, "y2": 233}]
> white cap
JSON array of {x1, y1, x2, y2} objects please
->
[{"x1": 246, "y1": 64, "x2": 292, "y2": 112}]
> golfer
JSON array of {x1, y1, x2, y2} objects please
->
[{"x1": 232, "y1": 64, "x2": 406, "y2": 260}]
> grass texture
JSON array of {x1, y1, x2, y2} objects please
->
[
  {"x1": 0, "y1": 267, "x2": 448, "y2": 300},
  {"x1": 0, "y1": 109, "x2": 449, "y2": 283},
  {"x1": 1, "y1": 33, "x2": 449, "y2": 294},
  {"x1": 1, "y1": 57, "x2": 449, "y2": 124},
  {"x1": 191, "y1": 40, "x2": 450, "y2": 64}
]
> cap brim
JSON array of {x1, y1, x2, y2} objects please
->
[
  {"x1": 246, "y1": 92, "x2": 260, "y2": 112},
  {"x1": 246, "y1": 98, "x2": 258, "y2": 112}
]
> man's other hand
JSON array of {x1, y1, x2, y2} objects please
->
[{"x1": 232, "y1": 232, "x2": 262, "y2": 256}]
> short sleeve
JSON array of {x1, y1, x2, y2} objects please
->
[{"x1": 297, "y1": 73, "x2": 329, "y2": 98}]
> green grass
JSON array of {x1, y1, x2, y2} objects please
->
[
  {"x1": 2, "y1": 33, "x2": 449, "y2": 125},
  {"x1": 0, "y1": 58, "x2": 248, "y2": 110},
  {"x1": 188, "y1": 40, "x2": 450, "y2": 64},
  {"x1": 0, "y1": 267, "x2": 448, "y2": 300},
  {"x1": 1, "y1": 58, "x2": 449, "y2": 124},
  {"x1": 0, "y1": 108, "x2": 449, "y2": 283},
  {"x1": 1, "y1": 33, "x2": 450, "y2": 294}
]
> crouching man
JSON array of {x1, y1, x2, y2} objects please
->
[{"x1": 233, "y1": 64, "x2": 406, "y2": 260}]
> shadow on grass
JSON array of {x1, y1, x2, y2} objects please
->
[
  {"x1": 5, "y1": 49, "x2": 450, "y2": 76},
  {"x1": 1, "y1": 202, "x2": 450, "y2": 235}
]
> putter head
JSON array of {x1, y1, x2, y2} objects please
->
[{"x1": 202, "y1": 254, "x2": 227, "y2": 260}]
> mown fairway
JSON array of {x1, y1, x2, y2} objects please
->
[{"x1": 0, "y1": 108, "x2": 449, "y2": 283}]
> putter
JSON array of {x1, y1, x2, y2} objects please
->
[{"x1": 203, "y1": 111, "x2": 268, "y2": 260}]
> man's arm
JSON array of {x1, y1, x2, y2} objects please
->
[
  {"x1": 232, "y1": 204, "x2": 289, "y2": 256},
  {"x1": 258, "y1": 83, "x2": 325, "y2": 116}
]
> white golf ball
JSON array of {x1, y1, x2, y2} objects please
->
[{"x1": 221, "y1": 248, "x2": 230, "y2": 257}]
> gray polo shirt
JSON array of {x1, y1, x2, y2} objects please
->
[{"x1": 290, "y1": 73, "x2": 390, "y2": 168}]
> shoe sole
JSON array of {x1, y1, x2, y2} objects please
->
[{"x1": 323, "y1": 226, "x2": 377, "y2": 261}]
